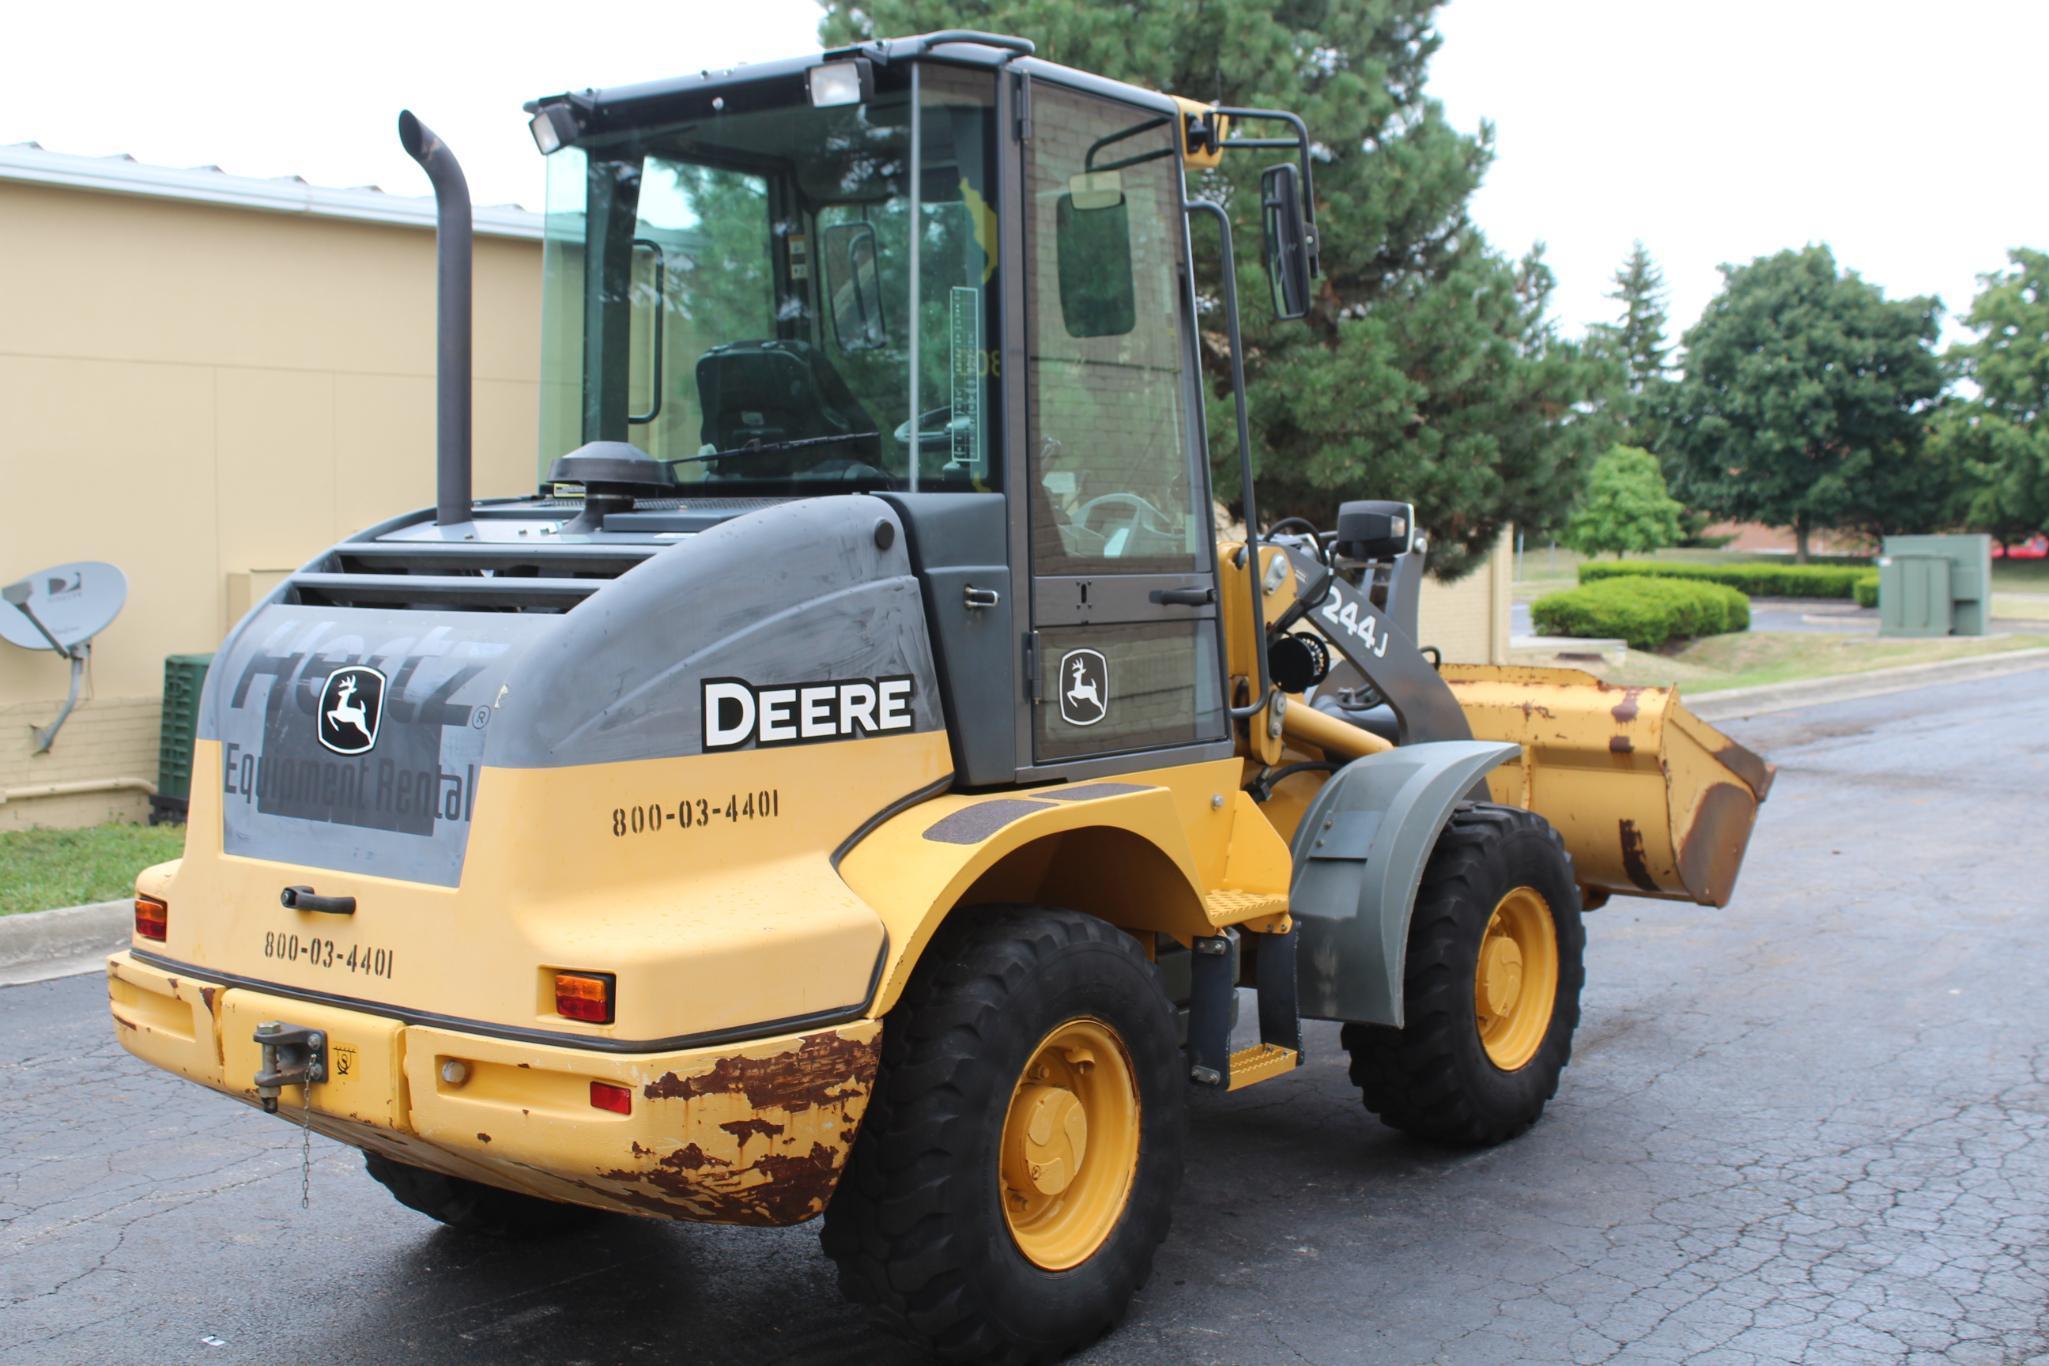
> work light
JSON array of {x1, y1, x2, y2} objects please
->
[
  {"x1": 529, "y1": 103, "x2": 578, "y2": 155},
  {"x1": 807, "y1": 58, "x2": 873, "y2": 108}
]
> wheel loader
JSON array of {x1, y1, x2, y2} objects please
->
[{"x1": 106, "y1": 31, "x2": 1773, "y2": 1362}]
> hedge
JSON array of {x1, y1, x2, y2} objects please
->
[
  {"x1": 1532, "y1": 576, "x2": 1752, "y2": 651},
  {"x1": 1579, "y1": 560, "x2": 1876, "y2": 599},
  {"x1": 1853, "y1": 573, "x2": 1880, "y2": 608}
]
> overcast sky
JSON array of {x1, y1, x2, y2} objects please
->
[{"x1": 5, "y1": 0, "x2": 2042, "y2": 348}]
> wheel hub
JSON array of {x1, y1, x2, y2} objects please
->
[
  {"x1": 1005, "y1": 1083, "x2": 1089, "y2": 1196},
  {"x1": 998, "y1": 1018, "x2": 1141, "y2": 1271},
  {"x1": 1478, "y1": 935, "x2": 1525, "y2": 1018},
  {"x1": 1473, "y1": 885, "x2": 1559, "y2": 1071}
]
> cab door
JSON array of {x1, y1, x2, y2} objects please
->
[{"x1": 1015, "y1": 81, "x2": 1228, "y2": 771}]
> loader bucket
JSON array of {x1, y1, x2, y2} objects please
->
[{"x1": 1439, "y1": 665, "x2": 1775, "y2": 907}]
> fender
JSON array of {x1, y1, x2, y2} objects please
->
[
  {"x1": 1289, "y1": 739, "x2": 1521, "y2": 1026},
  {"x1": 836, "y1": 757, "x2": 1288, "y2": 1015}
]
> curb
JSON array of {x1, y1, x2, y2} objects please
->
[
  {"x1": 0, "y1": 899, "x2": 127, "y2": 978},
  {"x1": 1688, "y1": 647, "x2": 2049, "y2": 722}
]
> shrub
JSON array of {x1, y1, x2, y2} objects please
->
[
  {"x1": 1853, "y1": 573, "x2": 1880, "y2": 608},
  {"x1": 1578, "y1": 560, "x2": 1876, "y2": 599},
  {"x1": 1532, "y1": 576, "x2": 1751, "y2": 650}
]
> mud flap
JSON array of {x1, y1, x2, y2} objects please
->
[{"x1": 1287, "y1": 740, "x2": 1520, "y2": 1027}]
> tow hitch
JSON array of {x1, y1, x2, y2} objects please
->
[{"x1": 253, "y1": 1021, "x2": 327, "y2": 1114}]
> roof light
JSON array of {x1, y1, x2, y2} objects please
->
[
  {"x1": 134, "y1": 895, "x2": 167, "y2": 942},
  {"x1": 590, "y1": 1081, "x2": 632, "y2": 1115},
  {"x1": 807, "y1": 58, "x2": 873, "y2": 109},
  {"x1": 529, "y1": 103, "x2": 578, "y2": 156},
  {"x1": 554, "y1": 970, "x2": 615, "y2": 1024}
]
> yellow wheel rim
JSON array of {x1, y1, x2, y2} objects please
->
[
  {"x1": 999, "y1": 1017, "x2": 1141, "y2": 1271},
  {"x1": 1474, "y1": 886, "x2": 1559, "y2": 1071}
]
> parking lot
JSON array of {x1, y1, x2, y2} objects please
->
[{"x1": 4, "y1": 670, "x2": 2046, "y2": 1364}]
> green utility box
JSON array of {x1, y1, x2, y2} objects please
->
[
  {"x1": 1877, "y1": 534, "x2": 1991, "y2": 638},
  {"x1": 150, "y1": 652, "x2": 214, "y2": 824},
  {"x1": 1878, "y1": 557, "x2": 1952, "y2": 637}
]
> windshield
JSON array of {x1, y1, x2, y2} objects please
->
[{"x1": 537, "y1": 64, "x2": 1000, "y2": 497}]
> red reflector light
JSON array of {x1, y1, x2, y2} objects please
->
[
  {"x1": 134, "y1": 896, "x2": 168, "y2": 942},
  {"x1": 554, "y1": 971, "x2": 615, "y2": 1024},
  {"x1": 590, "y1": 1081, "x2": 632, "y2": 1114}
]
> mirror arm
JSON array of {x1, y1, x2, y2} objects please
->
[
  {"x1": 1187, "y1": 198, "x2": 1270, "y2": 716},
  {"x1": 1208, "y1": 106, "x2": 1320, "y2": 277}
]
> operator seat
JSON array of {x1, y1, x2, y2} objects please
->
[{"x1": 695, "y1": 339, "x2": 876, "y2": 460}]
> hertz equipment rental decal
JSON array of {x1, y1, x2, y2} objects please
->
[{"x1": 701, "y1": 676, "x2": 915, "y2": 751}]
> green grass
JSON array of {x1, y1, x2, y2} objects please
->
[
  {"x1": 1516, "y1": 630, "x2": 2049, "y2": 694},
  {"x1": 0, "y1": 823, "x2": 186, "y2": 917}
]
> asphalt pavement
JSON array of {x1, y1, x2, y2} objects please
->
[{"x1": 4, "y1": 670, "x2": 2047, "y2": 1364}]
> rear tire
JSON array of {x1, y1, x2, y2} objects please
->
[
  {"x1": 363, "y1": 1152, "x2": 604, "y2": 1239},
  {"x1": 1341, "y1": 803, "x2": 1585, "y2": 1147},
  {"x1": 821, "y1": 907, "x2": 1185, "y2": 1364}
]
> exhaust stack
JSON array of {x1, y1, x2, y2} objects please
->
[{"x1": 398, "y1": 110, "x2": 473, "y2": 526}]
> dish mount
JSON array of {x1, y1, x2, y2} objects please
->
[{"x1": 1, "y1": 561, "x2": 128, "y2": 754}]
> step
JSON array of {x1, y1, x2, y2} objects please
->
[
  {"x1": 1225, "y1": 1043, "x2": 1299, "y2": 1092},
  {"x1": 1202, "y1": 888, "x2": 1289, "y2": 928}
]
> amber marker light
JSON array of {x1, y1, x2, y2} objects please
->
[
  {"x1": 134, "y1": 895, "x2": 168, "y2": 942},
  {"x1": 590, "y1": 1081, "x2": 633, "y2": 1115},
  {"x1": 554, "y1": 971, "x2": 616, "y2": 1024}
]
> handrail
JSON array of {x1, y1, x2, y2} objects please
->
[{"x1": 1186, "y1": 199, "x2": 1270, "y2": 717}]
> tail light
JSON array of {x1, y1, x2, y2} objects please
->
[
  {"x1": 590, "y1": 1081, "x2": 632, "y2": 1114},
  {"x1": 134, "y1": 896, "x2": 168, "y2": 942},
  {"x1": 553, "y1": 971, "x2": 615, "y2": 1024}
]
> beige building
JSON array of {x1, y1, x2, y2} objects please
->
[
  {"x1": 0, "y1": 144, "x2": 545, "y2": 830},
  {"x1": 0, "y1": 143, "x2": 1507, "y2": 832}
]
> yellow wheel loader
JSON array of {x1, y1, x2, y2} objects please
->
[{"x1": 107, "y1": 31, "x2": 1772, "y2": 1362}]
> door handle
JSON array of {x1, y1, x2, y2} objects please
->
[
  {"x1": 281, "y1": 885, "x2": 356, "y2": 915},
  {"x1": 964, "y1": 585, "x2": 1001, "y2": 609},
  {"x1": 1149, "y1": 586, "x2": 1215, "y2": 606}
]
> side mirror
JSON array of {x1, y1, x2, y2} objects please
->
[
  {"x1": 1056, "y1": 178, "x2": 1136, "y2": 338},
  {"x1": 822, "y1": 221, "x2": 888, "y2": 351},
  {"x1": 1333, "y1": 500, "x2": 1415, "y2": 563},
  {"x1": 1260, "y1": 162, "x2": 1312, "y2": 321}
]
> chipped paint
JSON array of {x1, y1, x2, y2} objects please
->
[
  {"x1": 719, "y1": 1117, "x2": 784, "y2": 1148},
  {"x1": 643, "y1": 1029, "x2": 874, "y2": 1112},
  {"x1": 1617, "y1": 820, "x2": 1659, "y2": 893}
]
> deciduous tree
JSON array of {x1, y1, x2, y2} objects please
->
[
  {"x1": 1662, "y1": 245, "x2": 1944, "y2": 561},
  {"x1": 1934, "y1": 248, "x2": 2049, "y2": 548}
]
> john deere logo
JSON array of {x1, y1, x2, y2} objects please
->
[
  {"x1": 1058, "y1": 649, "x2": 1108, "y2": 727},
  {"x1": 317, "y1": 666, "x2": 386, "y2": 756}
]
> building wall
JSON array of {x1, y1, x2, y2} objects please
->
[
  {"x1": 1418, "y1": 528, "x2": 1513, "y2": 665},
  {"x1": 0, "y1": 180, "x2": 542, "y2": 829}
]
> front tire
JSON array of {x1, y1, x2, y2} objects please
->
[
  {"x1": 822, "y1": 907, "x2": 1186, "y2": 1364},
  {"x1": 1341, "y1": 803, "x2": 1585, "y2": 1147},
  {"x1": 363, "y1": 1152, "x2": 604, "y2": 1239}
]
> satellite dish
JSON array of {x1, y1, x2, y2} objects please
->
[{"x1": 2, "y1": 560, "x2": 128, "y2": 754}]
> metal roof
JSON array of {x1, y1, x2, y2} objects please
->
[{"x1": 0, "y1": 142, "x2": 543, "y2": 240}]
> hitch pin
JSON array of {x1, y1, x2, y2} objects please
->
[{"x1": 253, "y1": 1020, "x2": 328, "y2": 1115}]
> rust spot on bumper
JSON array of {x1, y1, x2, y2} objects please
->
[
  {"x1": 591, "y1": 1026, "x2": 880, "y2": 1227},
  {"x1": 1611, "y1": 687, "x2": 1644, "y2": 724},
  {"x1": 1609, "y1": 735, "x2": 1633, "y2": 754},
  {"x1": 644, "y1": 1029, "x2": 874, "y2": 1111},
  {"x1": 719, "y1": 1118, "x2": 784, "y2": 1148}
]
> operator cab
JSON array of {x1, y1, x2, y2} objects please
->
[{"x1": 521, "y1": 34, "x2": 1319, "y2": 781}]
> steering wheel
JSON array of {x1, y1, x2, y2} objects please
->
[
  {"x1": 1076, "y1": 491, "x2": 1174, "y2": 539},
  {"x1": 892, "y1": 405, "x2": 968, "y2": 454}
]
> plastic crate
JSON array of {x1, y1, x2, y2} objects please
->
[{"x1": 150, "y1": 653, "x2": 214, "y2": 824}]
